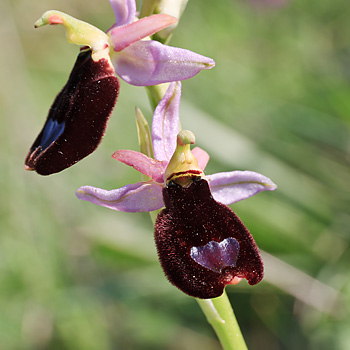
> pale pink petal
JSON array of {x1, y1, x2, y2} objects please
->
[
  {"x1": 76, "y1": 181, "x2": 164, "y2": 212},
  {"x1": 109, "y1": 0, "x2": 136, "y2": 27},
  {"x1": 109, "y1": 14, "x2": 177, "y2": 52},
  {"x1": 152, "y1": 82, "x2": 181, "y2": 162},
  {"x1": 112, "y1": 40, "x2": 215, "y2": 86},
  {"x1": 207, "y1": 171, "x2": 277, "y2": 205},
  {"x1": 112, "y1": 149, "x2": 166, "y2": 183},
  {"x1": 192, "y1": 147, "x2": 210, "y2": 171}
]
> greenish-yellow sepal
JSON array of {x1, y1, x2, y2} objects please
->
[
  {"x1": 34, "y1": 10, "x2": 110, "y2": 61},
  {"x1": 164, "y1": 130, "x2": 204, "y2": 184}
]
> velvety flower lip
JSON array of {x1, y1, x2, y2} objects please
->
[
  {"x1": 155, "y1": 176, "x2": 264, "y2": 298},
  {"x1": 25, "y1": 49, "x2": 119, "y2": 175},
  {"x1": 76, "y1": 81, "x2": 277, "y2": 210}
]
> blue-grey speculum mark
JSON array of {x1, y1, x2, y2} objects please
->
[
  {"x1": 39, "y1": 118, "x2": 65, "y2": 151},
  {"x1": 190, "y1": 237, "x2": 240, "y2": 273}
]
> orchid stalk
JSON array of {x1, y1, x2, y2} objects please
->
[
  {"x1": 141, "y1": 83, "x2": 249, "y2": 350},
  {"x1": 77, "y1": 82, "x2": 277, "y2": 349},
  {"x1": 198, "y1": 295, "x2": 248, "y2": 350},
  {"x1": 26, "y1": 1, "x2": 277, "y2": 348}
]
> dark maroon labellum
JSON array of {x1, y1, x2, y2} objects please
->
[
  {"x1": 154, "y1": 177, "x2": 263, "y2": 299},
  {"x1": 25, "y1": 49, "x2": 119, "y2": 175}
]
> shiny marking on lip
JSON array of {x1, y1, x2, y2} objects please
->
[
  {"x1": 166, "y1": 169, "x2": 202, "y2": 182},
  {"x1": 190, "y1": 237, "x2": 240, "y2": 274}
]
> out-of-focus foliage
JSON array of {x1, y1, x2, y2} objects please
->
[{"x1": 0, "y1": 0, "x2": 349, "y2": 349}]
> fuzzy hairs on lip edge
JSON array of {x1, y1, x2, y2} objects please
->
[
  {"x1": 25, "y1": 49, "x2": 119, "y2": 175},
  {"x1": 154, "y1": 177, "x2": 263, "y2": 299}
]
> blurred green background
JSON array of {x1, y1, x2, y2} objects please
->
[{"x1": 1, "y1": 0, "x2": 349, "y2": 349}]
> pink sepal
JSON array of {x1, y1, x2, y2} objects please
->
[{"x1": 192, "y1": 147, "x2": 210, "y2": 171}]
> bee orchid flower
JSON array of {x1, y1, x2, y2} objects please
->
[
  {"x1": 25, "y1": 0, "x2": 215, "y2": 175},
  {"x1": 76, "y1": 82, "x2": 277, "y2": 298}
]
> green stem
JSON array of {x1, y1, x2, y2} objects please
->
[
  {"x1": 145, "y1": 83, "x2": 170, "y2": 110},
  {"x1": 196, "y1": 291, "x2": 248, "y2": 350}
]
